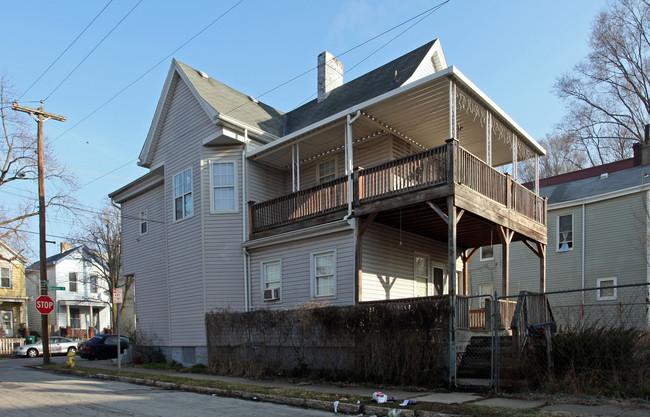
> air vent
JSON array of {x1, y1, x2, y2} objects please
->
[
  {"x1": 600, "y1": 173, "x2": 609, "y2": 179},
  {"x1": 264, "y1": 288, "x2": 280, "y2": 301},
  {"x1": 198, "y1": 70, "x2": 209, "y2": 79}
]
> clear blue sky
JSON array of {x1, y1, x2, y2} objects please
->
[{"x1": 1, "y1": 0, "x2": 607, "y2": 260}]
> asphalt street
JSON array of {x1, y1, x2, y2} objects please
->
[{"x1": 0, "y1": 356, "x2": 339, "y2": 417}]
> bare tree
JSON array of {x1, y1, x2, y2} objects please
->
[
  {"x1": 78, "y1": 202, "x2": 132, "y2": 331},
  {"x1": 518, "y1": 133, "x2": 589, "y2": 183},
  {"x1": 0, "y1": 73, "x2": 76, "y2": 260},
  {"x1": 555, "y1": 0, "x2": 650, "y2": 165}
]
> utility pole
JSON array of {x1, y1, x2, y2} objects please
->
[{"x1": 12, "y1": 101, "x2": 65, "y2": 365}]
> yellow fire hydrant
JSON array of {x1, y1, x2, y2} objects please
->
[{"x1": 66, "y1": 348, "x2": 76, "y2": 368}]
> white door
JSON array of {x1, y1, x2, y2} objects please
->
[{"x1": 1, "y1": 310, "x2": 13, "y2": 337}]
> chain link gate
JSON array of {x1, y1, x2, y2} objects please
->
[{"x1": 454, "y1": 293, "x2": 498, "y2": 390}]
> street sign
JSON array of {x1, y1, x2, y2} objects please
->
[
  {"x1": 113, "y1": 288, "x2": 123, "y2": 304},
  {"x1": 35, "y1": 295, "x2": 54, "y2": 314},
  {"x1": 48, "y1": 286, "x2": 65, "y2": 290}
]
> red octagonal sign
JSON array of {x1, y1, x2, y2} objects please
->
[{"x1": 35, "y1": 295, "x2": 54, "y2": 315}]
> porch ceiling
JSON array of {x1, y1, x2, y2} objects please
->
[
  {"x1": 370, "y1": 199, "x2": 528, "y2": 250},
  {"x1": 249, "y1": 71, "x2": 543, "y2": 171}
]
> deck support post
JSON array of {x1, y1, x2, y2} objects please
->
[
  {"x1": 522, "y1": 239, "x2": 547, "y2": 293},
  {"x1": 461, "y1": 248, "x2": 479, "y2": 296},
  {"x1": 447, "y1": 196, "x2": 457, "y2": 384},
  {"x1": 497, "y1": 226, "x2": 514, "y2": 297}
]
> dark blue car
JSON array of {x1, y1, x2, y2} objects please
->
[{"x1": 78, "y1": 335, "x2": 129, "y2": 360}]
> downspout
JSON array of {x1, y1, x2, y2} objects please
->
[
  {"x1": 581, "y1": 203, "x2": 585, "y2": 320},
  {"x1": 344, "y1": 111, "x2": 361, "y2": 221},
  {"x1": 242, "y1": 129, "x2": 250, "y2": 311}
]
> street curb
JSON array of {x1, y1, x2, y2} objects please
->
[{"x1": 45, "y1": 368, "x2": 454, "y2": 416}]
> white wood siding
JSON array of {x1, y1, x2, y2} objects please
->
[
  {"x1": 248, "y1": 229, "x2": 355, "y2": 309},
  {"x1": 247, "y1": 160, "x2": 285, "y2": 203},
  {"x1": 202, "y1": 146, "x2": 246, "y2": 312},
  {"x1": 361, "y1": 223, "x2": 449, "y2": 301},
  {"x1": 122, "y1": 184, "x2": 170, "y2": 343}
]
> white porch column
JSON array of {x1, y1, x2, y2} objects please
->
[
  {"x1": 291, "y1": 144, "x2": 301, "y2": 192},
  {"x1": 66, "y1": 304, "x2": 70, "y2": 328},
  {"x1": 486, "y1": 112, "x2": 492, "y2": 166},
  {"x1": 346, "y1": 112, "x2": 360, "y2": 216},
  {"x1": 448, "y1": 80, "x2": 457, "y2": 139},
  {"x1": 512, "y1": 133, "x2": 518, "y2": 181},
  {"x1": 535, "y1": 154, "x2": 540, "y2": 194}
]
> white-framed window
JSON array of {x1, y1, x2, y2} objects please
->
[
  {"x1": 89, "y1": 275, "x2": 98, "y2": 293},
  {"x1": 69, "y1": 308, "x2": 80, "y2": 328},
  {"x1": 312, "y1": 250, "x2": 336, "y2": 298},
  {"x1": 0, "y1": 266, "x2": 11, "y2": 288},
  {"x1": 262, "y1": 260, "x2": 281, "y2": 302},
  {"x1": 318, "y1": 159, "x2": 336, "y2": 184},
  {"x1": 210, "y1": 160, "x2": 238, "y2": 213},
  {"x1": 480, "y1": 246, "x2": 494, "y2": 261},
  {"x1": 597, "y1": 277, "x2": 617, "y2": 301},
  {"x1": 139, "y1": 210, "x2": 148, "y2": 235},
  {"x1": 414, "y1": 254, "x2": 430, "y2": 297},
  {"x1": 557, "y1": 213, "x2": 573, "y2": 252},
  {"x1": 69, "y1": 272, "x2": 77, "y2": 292},
  {"x1": 173, "y1": 168, "x2": 193, "y2": 221}
]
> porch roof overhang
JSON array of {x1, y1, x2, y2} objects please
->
[
  {"x1": 247, "y1": 66, "x2": 545, "y2": 170},
  {"x1": 58, "y1": 300, "x2": 107, "y2": 307}
]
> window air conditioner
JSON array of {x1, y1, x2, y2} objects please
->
[{"x1": 264, "y1": 288, "x2": 280, "y2": 301}]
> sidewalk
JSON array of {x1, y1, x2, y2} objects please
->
[{"x1": 55, "y1": 360, "x2": 650, "y2": 416}]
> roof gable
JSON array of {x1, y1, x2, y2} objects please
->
[
  {"x1": 138, "y1": 60, "x2": 285, "y2": 168},
  {"x1": 27, "y1": 246, "x2": 104, "y2": 272},
  {"x1": 284, "y1": 39, "x2": 444, "y2": 134}
]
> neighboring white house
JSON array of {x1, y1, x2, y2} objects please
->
[
  {"x1": 26, "y1": 243, "x2": 112, "y2": 337},
  {"x1": 469, "y1": 145, "x2": 650, "y2": 329},
  {"x1": 110, "y1": 39, "x2": 547, "y2": 365}
]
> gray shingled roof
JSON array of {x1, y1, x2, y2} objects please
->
[
  {"x1": 28, "y1": 246, "x2": 103, "y2": 272},
  {"x1": 284, "y1": 40, "x2": 437, "y2": 135},
  {"x1": 540, "y1": 164, "x2": 646, "y2": 205},
  {"x1": 176, "y1": 40, "x2": 436, "y2": 138},
  {"x1": 176, "y1": 61, "x2": 286, "y2": 137}
]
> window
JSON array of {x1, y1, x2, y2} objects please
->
[
  {"x1": 557, "y1": 214, "x2": 573, "y2": 251},
  {"x1": 480, "y1": 246, "x2": 494, "y2": 261},
  {"x1": 69, "y1": 308, "x2": 80, "y2": 328},
  {"x1": 210, "y1": 161, "x2": 237, "y2": 212},
  {"x1": 173, "y1": 168, "x2": 193, "y2": 221},
  {"x1": 318, "y1": 159, "x2": 336, "y2": 183},
  {"x1": 0, "y1": 266, "x2": 11, "y2": 288},
  {"x1": 69, "y1": 272, "x2": 77, "y2": 292},
  {"x1": 414, "y1": 254, "x2": 430, "y2": 297},
  {"x1": 139, "y1": 210, "x2": 148, "y2": 234},
  {"x1": 597, "y1": 277, "x2": 617, "y2": 301},
  {"x1": 89, "y1": 275, "x2": 97, "y2": 293},
  {"x1": 262, "y1": 260, "x2": 281, "y2": 301},
  {"x1": 312, "y1": 250, "x2": 336, "y2": 297},
  {"x1": 433, "y1": 267, "x2": 445, "y2": 295}
]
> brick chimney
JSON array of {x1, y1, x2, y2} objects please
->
[
  {"x1": 60, "y1": 242, "x2": 72, "y2": 253},
  {"x1": 317, "y1": 51, "x2": 343, "y2": 103},
  {"x1": 633, "y1": 124, "x2": 650, "y2": 166}
]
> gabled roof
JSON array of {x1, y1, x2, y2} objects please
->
[
  {"x1": 284, "y1": 40, "x2": 443, "y2": 134},
  {"x1": 139, "y1": 59, "x2": 285, "y2": 168},
  {"x1": 27, "y1": 246, "x2": 103, "y2": 273},
  {"x1": 0, "y1": 241, "x2": 28, "y2": 264},
  {"x1": 534, "y1": 158, "x2": 645, "y2": 205}
]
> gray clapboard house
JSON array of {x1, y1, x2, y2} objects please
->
[
  {"x1": 110, "y1": 40, "x2": 548, "y2": 364},
  {"x1": 469, "y1": 144, "x2": 650, "y2": 329}
]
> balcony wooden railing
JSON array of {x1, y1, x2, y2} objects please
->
[{"x1": 251, "y1": 140, "x2": 547, "y2": 233}]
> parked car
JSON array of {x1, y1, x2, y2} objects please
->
[
  {"x1": 78, "y1": 335, "x2": 129, "y2": 360},
  {"x1": 13, "y1": 336, "x2": 78, "y2": 358}
]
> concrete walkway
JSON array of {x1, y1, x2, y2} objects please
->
[{"x1": 59, "y1": 360, "x2": 650, "y2": 416}]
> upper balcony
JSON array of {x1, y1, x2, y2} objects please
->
[
  {"x1": 250, "y1": 139, "x2": 546, "y2": 246},
  {"x1": 246, "y1": 67, "x2": 547, "y2": 248}
]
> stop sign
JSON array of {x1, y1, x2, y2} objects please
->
[{"x1": 35, "y1": 295, "x2": 54, "y2": 314}]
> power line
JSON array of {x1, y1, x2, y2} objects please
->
[
  {"x1": 222, "y1": 0, "x2": 451, "y2": 116},
  {"x1": 44, "y1": 0, "x2": 142, "y2": 101},
  {"x1": 78, "y1": 158, "x2": 138, "y2": 189},
  {"x1": 52, "y1": 0, "x2": 245, "y2": 143},
  {"x1": 18, "y1": 1, "x2": 114, "y2": 101},
  {"x1": 294, "y1": 0, "x2": 450, "y2": 108}
]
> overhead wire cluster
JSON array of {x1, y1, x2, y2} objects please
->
[{"x1": 9, "y1": 0, "x2": 452, "y2": 244}]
